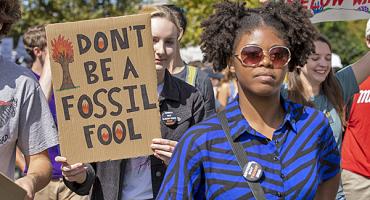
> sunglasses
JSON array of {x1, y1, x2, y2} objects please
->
[{"x1": 234, "y1": 45, "x2": 291, "y2": 69}]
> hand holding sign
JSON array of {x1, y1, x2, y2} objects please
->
[
  {"x1": 151, "y1": 138, "x2": 178, "y2": 165},
  {"x1": 55, "y1": 156, "x2": 87, "y2": 184},
  {"x1": 14, "y1": 177, "x2": 34, "y2": 200}
]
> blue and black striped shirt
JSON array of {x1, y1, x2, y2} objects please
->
[{"x1": 157, "y1": 98, "x2": 340, "y2": 199}]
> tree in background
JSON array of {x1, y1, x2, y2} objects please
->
[
  {"x1": 174, "y1": 0, "x2": 261, "y2": 47},
  {"x1": 8, "y1": 0, "x2": 368, "y2": 66},
  {"x1": 317, "y1": 20, "x2": 368, "y2": 66},
  {"x1": 9, "y1": 0, "x2": 141, "y2": 42},
  {"x1": 174, "y1": 0, "x2": 368, "y2": 65}
]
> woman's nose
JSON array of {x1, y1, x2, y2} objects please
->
[
  {"x1": 318, "y1": 57, "x2": 330, "y2": 67},
  {"x1": 260, "y1": 52, "x2": 273, "y2": 68}
]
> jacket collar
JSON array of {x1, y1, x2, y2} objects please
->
[{"x1": 158, "y1": 69, "x2": 180, "y2": 102}]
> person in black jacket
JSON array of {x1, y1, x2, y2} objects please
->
[
  {"x1": 56, "y1": 7, "x2": 205, "y2": 200},
  {"x1": 150, "y1": 5, "x2": 216, "y2": 118}
]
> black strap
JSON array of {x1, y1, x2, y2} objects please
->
[{"x1": 217, "y1": 110, "x2": 266, "y2": 200}]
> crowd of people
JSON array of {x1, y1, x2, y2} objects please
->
[{"x1": 0, "y1": 0, "x2": 369, "y2": 199}]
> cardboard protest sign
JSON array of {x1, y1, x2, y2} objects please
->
[
  {"x1": 45, "y1": 14, "x2": 161, "y2": 164},
  {"x1": 286, "y1": 0, "x2": 370, "y2": 23},
  {"x1": 0, "y1": 173, "x2": 26, "y2": 200}
]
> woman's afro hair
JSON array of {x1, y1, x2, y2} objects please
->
[
  {"x1": 0, "y1": 0, "x2": 21, "y2": 35},
  {"x1": 201, "y1": 0, "x2": 318, "y2": 72}
]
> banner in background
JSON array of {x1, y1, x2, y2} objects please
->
[{"x1": 287, "y1": 0, "x2": 370, "y2": 23}]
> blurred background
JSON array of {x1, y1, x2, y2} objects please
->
[{"x1": 1, "y1": 0, "x2": 368, "y2": 67}]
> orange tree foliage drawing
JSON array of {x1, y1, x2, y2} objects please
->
[{"x1": 51, "y1": 35, "x2": 76, "y2": 90}]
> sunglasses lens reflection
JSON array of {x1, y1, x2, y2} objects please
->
[
  {"x1": 269, "y1": 47, "x2": 290, "y2": 68},
  {"x1": 240, "y1": 46, "x2": 290, "y2": 68},
  {"x1": 241, "y1": 46, "x2": 264, "y2": 66}
]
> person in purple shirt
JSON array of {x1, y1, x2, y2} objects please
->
[{"x1": 20, "y1": 25, "x2": 89, "y2": 200}]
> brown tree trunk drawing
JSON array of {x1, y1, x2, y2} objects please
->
[{"x1": 60, "y1": 62, "x2": 75, "y2": 90}]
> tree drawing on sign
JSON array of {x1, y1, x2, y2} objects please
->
[{"x1": 51, "y1": 35, "x2": 76, "y2": 90}]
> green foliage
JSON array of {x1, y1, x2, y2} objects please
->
[
  {"x1": 173, "y1": 0, "x2": 262, "y2": 47},
  {"x1": 10, "y1": 0, "x2": 368, "y2": 66},
  {"x1": 9, "y1": 0, "x2": 141, "y2": 42},
  {"x1": 316, "y1": 20, "x2": 368, "y2": 66},
  {"x1": 173, "y1": 0, "x2": 368, "y2": 65}
]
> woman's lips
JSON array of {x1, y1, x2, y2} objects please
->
[
  {"x1": 155, "y1": 58, "x2": 165, "y2": 64},
  {"x1": 255, "y1": 75, "x2": 274, "y2": 82},
  {"x1": 314, "y1": 69, "x2": 327, "y2": 74},
  {"x1": 254, "y1": 73, "x2": 275, "y2": 83}
]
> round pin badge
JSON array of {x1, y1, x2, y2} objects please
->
[
  {"x1": 242, "y1": 161, "x2": 263, "y2": 182},
  {"x1": 161, "y1": 111, "x2": 178, "y2": 126}
]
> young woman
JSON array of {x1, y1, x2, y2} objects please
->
[
  {"x1": 286, "y1": 35, "x2": 370, "y2": 200},
  {"x1": 151, "y1": 5, "x2": 216, "y2": 118},
  {"x1": 57, "y1": 7, "x2": 206, "y2": 200},
  {"x1": 286, "y1": 35, "x2": 365, "y2": 149},
  {"x1": 157, "y1": 1, "x2": 340, "y2": 199}
]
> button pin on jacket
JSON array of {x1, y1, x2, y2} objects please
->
[
  {"x1": 243, "y1": 161, "x2": 264, "y2": 182},
  {"x1": 161, "y1": 111, "x2": 178, "y2": 126}
]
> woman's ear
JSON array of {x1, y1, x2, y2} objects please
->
[{"x1": 33, "y1": 47, "x2": 43, "y2": 58}]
